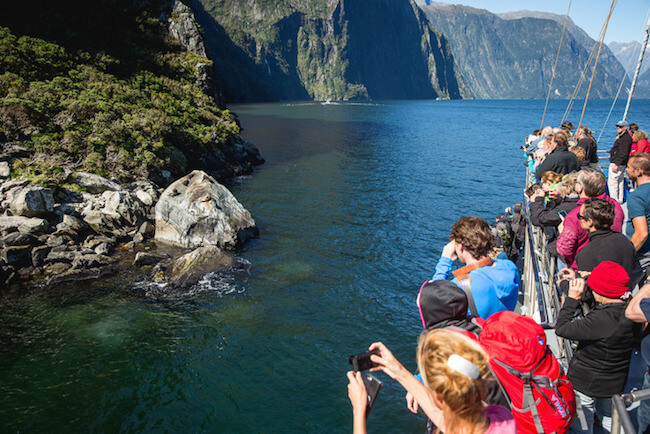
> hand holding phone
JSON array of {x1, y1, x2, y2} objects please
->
[{"x1": 349, "y1": 348, "x2": 379, "y2": 372}]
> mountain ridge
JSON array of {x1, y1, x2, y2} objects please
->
[{"x1": 420, "y1": 4, "x2": 630, "y2": 99}]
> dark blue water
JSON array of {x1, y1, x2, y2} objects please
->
[{"x1": 1, "y1": 99, "x2": 649, "y2": 432}]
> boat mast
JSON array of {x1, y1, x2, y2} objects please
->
[{"x1": 623, "y1": 16, "x2": 650, "y2": 122}]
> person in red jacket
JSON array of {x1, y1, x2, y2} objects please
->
[
  {"x1": 632, "y1": 130, "x2": 650, "y2": 155},
  {"x1": 554, "y1": 169, "x2": 624, "y2": 269}
]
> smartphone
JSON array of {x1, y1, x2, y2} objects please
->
[
  {"x1": 348, "y1": 348, "x2": 379, "y2": 372},
  {"x1": 362, "y1": 374, "x2": 383, "y2": 417},
  {"x1": 558, "y1": 210, "x2": 567, "y2": 218}
]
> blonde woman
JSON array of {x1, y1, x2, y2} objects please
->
[
  {"x1": 632, "y1": 130, "x2": 650, "y2": 155},
  {"x1": 346, "y1": 329, "x2": 515, "y2": 433}
]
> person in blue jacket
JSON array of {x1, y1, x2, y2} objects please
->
[{"x1": 431, "y1": 216, "x2": 520, "y2": 320}]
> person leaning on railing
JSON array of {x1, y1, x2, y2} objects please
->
[{"x1": 555, "y1": 262, "x2": 638, "y2": 432}]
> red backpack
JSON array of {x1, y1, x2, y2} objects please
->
[{"x1": 478, "y1": 311, "x2": 576, "y2": 434}]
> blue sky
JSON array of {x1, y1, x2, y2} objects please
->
[{"x1": 446, "y1": 1, "x2": 650, "y2": 44}]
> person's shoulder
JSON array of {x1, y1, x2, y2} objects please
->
[{"x1": 629, "y1": 184, "x2": 650, "y2": 201}]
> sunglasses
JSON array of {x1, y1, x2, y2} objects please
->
[{"x1": 577, "y1": 213, "x2": 586, "y2": 220}]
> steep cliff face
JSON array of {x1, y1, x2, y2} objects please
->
[
  {"x1": 421, "y1": 4, "x2": 629, "y2": 99},
  {"x1": 609, "y1": 41, "x2": 650, "y2": 97},
  {"x1": 340, "y1": 0, "x2": 468, "y2": 100},
  {"x1": 193, "y1": 0, "x2": 468, "y2": 102},
  {"x1": 635, "y1": 68, "x2": 650, "y2": 98}
]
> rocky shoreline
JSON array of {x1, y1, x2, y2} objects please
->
[{"x1": 0, "y1": 143, "x2": 261, "y2": 294}]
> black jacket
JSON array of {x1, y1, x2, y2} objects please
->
[
  {"x1": 529, "y1": 195, "x2": 579, "y2": 228},
  {"x1": 575, "y1": 229, "x2": 638, "y2": 282},
  {"x1": 610, "y1": 131, "x2": 633, "y2": 166},
  {"x1": 536, "y1": 145, "x2": 581, "y2": 178},
  {"x1": 555, "y1": 298, "x2": 637, "y2": 397},
  {"x1": 577, "y1": 137, "x2": 598, "y2": 164}
]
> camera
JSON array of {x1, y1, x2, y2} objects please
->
[{"x1": 348, "y1": 348, "x2": 379, "y2": 372}]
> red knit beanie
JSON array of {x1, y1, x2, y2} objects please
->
[{"x1": 586, "y1": 261, "x2": 629, "y2": 298}]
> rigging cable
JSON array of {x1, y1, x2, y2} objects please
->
[
  {"x1": 562, "y1": 36, "x2": 600, "y2": 123},
  {"x1": 596, "y1": 8, "x2": 650, "y2": 143},
  {"x1": 577, "y1": 0, "x2": 618, "y2": 130},
  {"x1": 540, "y1": 0, "x2": 572, "y2": 130}
]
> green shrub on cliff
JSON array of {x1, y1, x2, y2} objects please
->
[{"x1": 0, "y1": 13, "x2": 240, "y2": 182}]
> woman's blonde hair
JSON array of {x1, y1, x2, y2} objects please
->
[
  {"x1": 560, "y1": 172, "x2": 578, "y2": 195},
  {"x1": 540, "y1": 171, "x2": 563, "y2": 185},
  {"x1": 634, "y1": 130, "x2": 648, "y2": 142},
  {"x1": 569, "y1": 145, "x2": 586, "y2": 162},
  {"x1": 417, "y1": 329, "x2": 490, "y2": 433}
]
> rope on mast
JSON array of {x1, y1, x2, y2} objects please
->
[
  {"x1": 577, "y1": 0, "x2": 618, "y2": 131},
  {"x1": 540, "y1": 0, "x2": 572, "y2": 130},
  {"x1": 562, "y1": 37, "x2": 600, "y2": 123}
]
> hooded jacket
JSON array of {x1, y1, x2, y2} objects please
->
[{"x1": 417, "y1": 280, "x2": 482, "y2": 334}]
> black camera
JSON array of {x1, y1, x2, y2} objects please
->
[{"x1": 348, "y1": 348, "x2": 379, "y2": 372}]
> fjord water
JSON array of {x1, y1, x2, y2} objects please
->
[{"x1": 1, "y1": 99, "x2": 649, "y2": 432}]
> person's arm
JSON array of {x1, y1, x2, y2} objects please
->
[
  {"x1": 347, "y1": 371, "x2": 368, "y2": 434},
  {"x1": 368, "y1": 342, "x2": 441, "y2": 426},
  {"x1": 626, "y1": 284, "x2": 650, "y2": 323},
  {"x1": 528, "y1": 196, "x2": 556, "y2": 227},
  {"x1": 630, "y1": 216, "x2": 649, "y2": 252},
  {"x1": 555, "y1": 278, "x2": 615, "y2": 340},
  {"x1": 555, "y1": 220, "x2": 579, "y2": 259},
  {"x1": 432, "y1": 241, "x2": 457, "y2": 280}
]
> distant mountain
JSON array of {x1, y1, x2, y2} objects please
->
[
  {"x1": 609, "y1": 41, "x2": 650, "y2": 80},
  {"x1": 635, "y1": 67, "x2": 650, "y2": 98},
  {"x1": 419, "y1": 4, "x2": 629, "y2": 99},
  {"x1": 192, "y1": 0, "x2": 470, "y2": 102}
]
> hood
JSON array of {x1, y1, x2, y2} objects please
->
[
  {"x1": 417, "y1": 280, "x2": 480, "y2": 333},
  {"x1": 482, "y1": 258, "x2": 521, "y2": 302}
]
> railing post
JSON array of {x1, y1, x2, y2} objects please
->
[
  {"x1": 612, "y1": 394, "x2": 636, "y2": 434},
  {"x1": 612, "y1": 398, "x2": 621, "y2": 434}
]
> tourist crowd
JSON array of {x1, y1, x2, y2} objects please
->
[{"x1": 344, "y1": 120, "x2": 650, "y2": 433}]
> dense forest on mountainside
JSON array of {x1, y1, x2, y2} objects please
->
[
  {"x1": 421, "y1": 4, "x2": 629, "y2": 99},
  {"x1": 0, "y1": 0, "x2": 244, "y2": 184},
  {"x1": 192, "y1": 0, "x2": 471, "y2": 102}
]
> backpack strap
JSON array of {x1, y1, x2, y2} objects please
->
[
  {"x1": 458, "y1": 277, "x2": 480, "y2": 318},
  {"x1": 452, "y1": 257, "x2": 493, "y2": 318},
  {"x1": 492, "y1": 352, "x2": 550, "y2": 434}
]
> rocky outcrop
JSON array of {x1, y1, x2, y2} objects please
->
[
  {"x1": 0, "y1": 169, "x2": 257, "y2": 290},
  {"x1": 0, "y1": 172, "x2": 162, "y2": 287},
  {"x1": 155, "y1": 170, "x2": 258, "y2": 250},
  {"x1": 193, "y1": 0, "x2": 469, "y2": 102}
]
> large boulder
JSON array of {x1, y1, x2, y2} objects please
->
[
  {"x1": 7, "y1": 185, "x2": 54, "y2": 217},
  {"x1": 169, "y1": 246, "x2": 234, "y2": 288},
  {"x1": 155, "y1": 170, "x2": 257, "y2": 249},
  {"x1": 0, "y1": 216, "x2": 49, "y2": 234},
  {"x1": 71, "y1": 172, "x2": 120, "y2": 194},
  {"x1": 101, "y1": 190, "x2": 147, "y2": 227}
]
